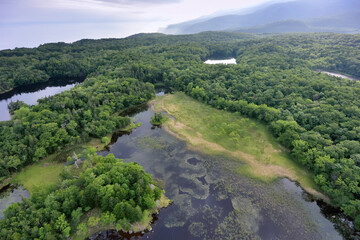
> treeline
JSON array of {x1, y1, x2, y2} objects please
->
[
  {"x1": 0, "y1": 32, "x2": 253, "y2": 93},
  {"x1": 0, "y1": 76, "x2": 154, "y2": 180},
  {"x1": 0, "y1": 148, "x2": 163, "y2": 239},
  {"x1": 0, "y1": 32, "x2": 360, "y2": 229},
  {"x1": 163, "y1": 59, "x2": 360, "y2": 228}
]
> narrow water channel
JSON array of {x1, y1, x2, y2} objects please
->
[{"x1": 91, "y1": 93, "x2": 350, "y2": 240}]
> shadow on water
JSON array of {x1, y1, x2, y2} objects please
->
[
  {"x1": 119, "y1": 103, "x2": 149, "y2": 117},
  {"x1": 0, "y1": 77, "x2": 85, "y2": 121},
  {"x1": 0, "y1": 77, "x2": 85, "y2": 101},
  {"x1": 92, "y1": 98, "x2": 355, "y2": 240}
]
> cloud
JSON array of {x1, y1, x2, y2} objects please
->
[
  {"x1": 93, "y1": 0, "x2": 182, "y2": 4},
  {"x1": 0, "y1": 0, "x2": 273, "y2": 49}
]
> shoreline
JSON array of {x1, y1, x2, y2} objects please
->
[
  {"x1": 79, "y1": 194, "x2": 171, "y2": 240},
  {"x1": 0, "y1": 117, "x2": 141, "y2": 193},
  {"x1": 315, "y1": 70, "x2": 359, "y2": 81},
  {"x1": 152, "y1": 93, "x2": 330, "y2": 203},
  {"x1": 0, "y1": 76, "x2": 86, "y2": 98},
  {"x1": 0, "y1": 88, "x2": 14, "y2": 95}
]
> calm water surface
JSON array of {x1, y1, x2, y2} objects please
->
[
  {"x1": 317, "y1": 70, "x2": 359, "y2": 81},
  {"x1": 93, "y1": 97, "x2": 345, "y2": 240},
  {"x1": 0, "y1": 86, "x2": 352, "y2": 239},
  {"x1": 0, "y1": 78, "x2": 83, "y2": 121},
  {"x1": 0, "y1": 185, "x2": 29, "y2": 220}
]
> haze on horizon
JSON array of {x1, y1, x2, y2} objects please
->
[{"x1": 0, "y1": 0, "x2": 281, "y2": 50}]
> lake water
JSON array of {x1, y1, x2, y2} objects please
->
[
  {"x1": 0, "y1": 86, "x2": 353, "y2": 238},
  {"x1": 0, "y1": 185, "x2": 29, "y2": 220},
  {"x1": 0, "y1": 78, "x2": 84, "y2": 121},
  {"x1": 318, "y1": 70, "x2": 359, "y2": 81},
  {"x1": 204, "y1": 58, "x2": 237, "y2": 65},
  {"x1": 92, "y1": 97, "x2": 347, "y2": 240}
]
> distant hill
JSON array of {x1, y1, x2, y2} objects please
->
[
  {"x1": 162, "y1": 0, "x2": 360, "y2": 34},
  {"x1": 228, "y1": 12, "x2": 360, "y2": 34}
]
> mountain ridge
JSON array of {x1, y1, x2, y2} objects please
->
[{"x1": 162, "y1": 0, "x2": 360, "y2": 34}]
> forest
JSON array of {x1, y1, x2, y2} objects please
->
[
  {"x1": 0, "y1": 32, "x2": 360, "y2": 231},
  {"x1": 0, "y1": 76, "x2": 154, "y2": 179},
  {"x1": 0, "y1": 147, "x2": 164, "y2": 239}
]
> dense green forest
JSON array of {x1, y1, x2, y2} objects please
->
[
  {"x1": 0, "y1": 76, "x2": 153, "y2": 179},
  {"x1": 1, "y1": 32, "x2": 360, "y2": 230},
  {"x1": 0, "y1": 148, "x2": 163, "y2": 239}
]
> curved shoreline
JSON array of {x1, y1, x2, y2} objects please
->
[
  {"x1": 315, "y1": 70, "x2": 359, "y2": 81},
  {"x1": 152, "y1": 93, "x2": 330, "y2": 203}
]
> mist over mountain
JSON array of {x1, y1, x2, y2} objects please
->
[{"x1": 162, "y1": 0, "x2": 360, "y2": 34}]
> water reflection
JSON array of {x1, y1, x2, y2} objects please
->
[
  {"x1": 0, "y1": 185, "x2": 29, "y2": 220},
  {"x1": 0, "y1": 78, "x2": 84, "y2": 121},
  {"x1": 94, "y1": 103, "x2": 345, "y2": 240}
]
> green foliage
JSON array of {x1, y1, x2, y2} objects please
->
[
  {"x1": 0, "y1": 76, "x2": 154, "y2": 178},
  {"x1": 7, "y1": 100, "x2": 26, "y2": 115},
  {"x1": 0, "y1": 32, "x2": 360, "y2": 229},
  {"x1": 150, "y1": 113, "x2": 166, "y2": 125},
  {"x1": 101, "y1": 136, "x2": 109, "y2": 144},
  {"x1": 0, "y1": 148, "x2": 162, "y2": 239},
  {"x1": 76, "y1": 223, "x2": 88, "y2": 236}
]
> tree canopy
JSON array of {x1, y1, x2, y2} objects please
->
[{"x1": 1, "y1": 32, "x2": 360, "y2": 229}]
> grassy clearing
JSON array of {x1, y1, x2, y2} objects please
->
[
  {"x1": 11, "y1": 160, "x2": 64, "y2": 195},
  {"x1": 10, "y1": 141, "x2": 91, "y2": 195},
  {"x1": 6, "y1": 120, "x2": 142, "y2": 196},
  {"x1": 154, "y1": 92, "x2": 326, "y2": 200}
]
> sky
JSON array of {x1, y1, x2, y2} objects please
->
[{"x1": 0, "y1": 0, "x2": 275, "y2": 50}]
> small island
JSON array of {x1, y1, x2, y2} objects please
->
[
  {"x1": 150, "y1": 113, "x2": 166, "y2": 126},
  {"x1": 0, "y1": 147, "x2": 170, "y2": 239}
]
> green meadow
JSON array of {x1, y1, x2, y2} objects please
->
[{"x1": 156, "y1": 93, "x2": 324, "y2": 199}]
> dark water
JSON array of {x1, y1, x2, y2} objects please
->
[
  {"x1": 93, "y1": 101, "x2": 347, "y2": 240},
  {"x1": 0, "y1": 185, "x2": 29, "y2": 220},
  {"x1": 0, "y1": 78, "x2": 84, "y2": 121}
]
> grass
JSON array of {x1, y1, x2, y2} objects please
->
[
  {"x1": 11, "y1": 160, "x2": 64, "y2": 195},
  {"x1": 7, "y1": 120, "x2": 143, "y2": 196},
  {"x1": 10, "y1": 141, "x2": 92, "y2": 195},
  {"x1": 154, "y1": 92, "x2": 327, "y2": 201}
]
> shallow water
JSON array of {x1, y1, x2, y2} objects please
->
[
  {"x1": 94, "y1": 101, "x2": 345, "y2": 240},
  {"x1": 317, "y1": 70, "x2": 359, "y2": 81},
  {"x1": 0, "y1": 78, "x2": 84, "y2": 121},
  {"x1": 0, "y1": 185, "x2": 29, "y2": 220}
]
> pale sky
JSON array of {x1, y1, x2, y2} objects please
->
[{"x1": 0, "y1": 0, "x2": 276, "y2": 50}]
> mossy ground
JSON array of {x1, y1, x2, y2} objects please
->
[{"x1": 153, "y1": 92, "x2": 327, "y2": 201}]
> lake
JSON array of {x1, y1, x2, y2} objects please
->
[
  {"x1": 91, "y1": 96, "x2": 348, "y2": 240},
  {"x1": 0, "y1": 78, "x2": 84, "y2": 121},
  {"x1": 204, "y1": 58, "x2": 237, "y2": 65},
  {"x1": 0, "y1": 88, "x2": 355, "y2": 239},
  {"x1": 317, "y1": 70, "x2": 359, "y2": 81}
]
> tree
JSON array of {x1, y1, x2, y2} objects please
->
[{"x1": 55, "y1": 214, "x2": 71, "y2": 237}]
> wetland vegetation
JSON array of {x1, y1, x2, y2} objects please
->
[
  {"x1": 150, "y1": 113, "x2": 166, "y2": 126},
  {"x1": 0, "y1": 147, "x2": 169, "y2": 239},
  {"x1": 94, "y1": 102, "x2": 344, "y2": 239},
  {"x1": 0, "y1": 32, "x2": 360, "y2": 239},
  {"x1": 154, "y1": 93, "x2": 321, "y2": 197}
]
